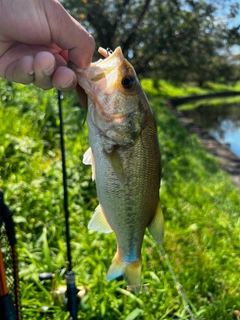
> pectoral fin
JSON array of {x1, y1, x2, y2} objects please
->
[
  {"x1": 83, "y1": 147, "x2": 96, "y2": 181},
  {"x1": 105, "y1": 149, "x2": 124, "y2": 185},
  {"x1": 88, "y1": 204, "x2": 112, "y2": 233},
  {"x1": 83, "y1": 147, "x2": 92, "y2": 165},
  {"x1": 148, "y1": 201, "x2": 164, "y2": 244}
]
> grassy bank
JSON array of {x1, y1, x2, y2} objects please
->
[
  {"x1": 0, "y1": 79, "x2": 239, "y2": 319},
  {"x1": 142, "y1": 78, "x2": 240, "y2": 111}
]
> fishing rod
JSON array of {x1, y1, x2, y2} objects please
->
[
  {"x1": 0, "y1": 190, "x2": 21, "y2": 320},
  {"x1": 39, "y1": 91, "x2": 85, "y2": 318},
  {"x1": 57, "y1": 91, "x2": 78, "y2": 320}
]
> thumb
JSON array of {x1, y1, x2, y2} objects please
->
[{"x1": 43, "y1": 0, "x2": 95, "y2": 69}]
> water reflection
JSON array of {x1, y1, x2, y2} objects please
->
[{"x1": 185, "y1": 102, "x2": 240, "y2": 157}]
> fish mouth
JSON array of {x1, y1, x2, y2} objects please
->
[
  {"x1": 76, "y1": 46, "x2": 139, "y2": 126},
  {"x1": 90, "y1": 47, "x2": 125, "y2": 71},
  {"x1": 76, "y1": 47, "x2": 130, "y2": 96},
  {"x1": 77, "y1": 47, "x2": 124, "y2": 82}
]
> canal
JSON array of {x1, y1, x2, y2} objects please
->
[{"x1": 183, "y1": 102, "x2": 240, "y2": 158}]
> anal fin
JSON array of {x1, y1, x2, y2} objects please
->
[{"x1": 88, "y1": 204, "x2": 112, "y2": 233}]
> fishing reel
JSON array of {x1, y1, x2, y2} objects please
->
[{"x1": 38, "y1": 271, "x2": 87, "y2": 318}]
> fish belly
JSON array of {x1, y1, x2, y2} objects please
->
[{"x1": 87, "y1": 113, "x2": 160, "y2": 263}]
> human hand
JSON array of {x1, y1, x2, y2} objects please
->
[{"x1": 0, "y1": 0, "x2": 95, "y2": 105}]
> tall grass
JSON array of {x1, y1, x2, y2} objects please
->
[{"x1": 0, "y1": 79, "x2": 239, "y2": 319}]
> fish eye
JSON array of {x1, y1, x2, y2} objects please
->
[{"x1": 121, "y1": 75, "x2": 135, "y2": 89}]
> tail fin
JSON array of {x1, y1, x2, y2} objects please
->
[{"x1": 106, "y1": 252, "x2": 142, "y2": 293}]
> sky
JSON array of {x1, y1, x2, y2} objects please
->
[{"x1": 215, "y1": 2, "x2": 240, "y2": 54}]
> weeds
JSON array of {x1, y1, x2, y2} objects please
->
[{"x1": 0, "y1": 79, "x2": 239, "y2": 319}]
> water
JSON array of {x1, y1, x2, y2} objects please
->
[{"x1": 184, "y1": 102, "x2": 240, "y2": 158}]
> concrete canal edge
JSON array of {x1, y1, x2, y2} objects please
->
[{"x1": 166, "y1": 101, "x2": 240, "y2": 188}]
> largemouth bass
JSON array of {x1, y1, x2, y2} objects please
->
[{"x1": 76, "y1": 47, "x2": 164, "y2": 292}]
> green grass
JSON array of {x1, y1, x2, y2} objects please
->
[
  {"x1": 141, "y1": 78, "x2": 240, "y2": 112},
  {"x1": 177, "y1": 95, "x2": 240, "y2": 111},
  {"x1": 141, "y1": 79, "x2": 209, "y2": 98},
  {"x1": 141, "y1": 78, "x2": 240, "y2": 98},
  {"x1": 0, "y1": 79, "x2": 240, "y2": 319}
]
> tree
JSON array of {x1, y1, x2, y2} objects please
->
[{"x1": 62, "y1": 0, "x2": 240, "y2": 84}]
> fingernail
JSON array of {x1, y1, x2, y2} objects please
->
[
  {"x1": 28, "y1": 70, "x2": 34, "y2": 75},
  {"x1": 43, "y1": 63, "x2": 55, "y2": 76},
  {"x1": 61, "y1": 78, "x2": 73, "y2": 89}
]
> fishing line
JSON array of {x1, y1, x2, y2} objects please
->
[{"x1": 159, "y1": 245, "x2": 196, "y2": 320}]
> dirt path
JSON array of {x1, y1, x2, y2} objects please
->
[{"x1": 167, "y1": 102, "x2": 240, "y2": 188}]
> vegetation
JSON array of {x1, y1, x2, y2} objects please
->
[
  {"x1": 62, "y1": 0, "x2": 240, "y2": 84},
  {"x1": 0, "y1": 78, "x2": 239, "y2": 319}
]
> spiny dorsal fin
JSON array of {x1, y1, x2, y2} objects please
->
[
  {"x1": 148, "y1": 201, "x2": 164, "y2": 244},
  {"x1": 88, "y1": 204, "x2": 112, "y2": 233}
]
